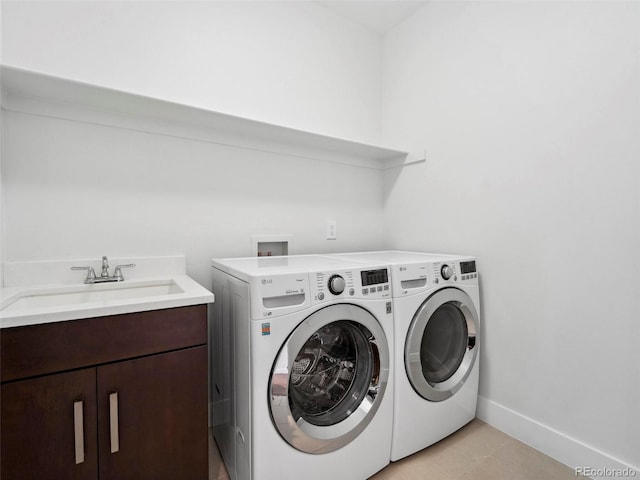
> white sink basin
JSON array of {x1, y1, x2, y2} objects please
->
[{"x1": 1, "y1": 280, "x2": 184, "y2": 314}]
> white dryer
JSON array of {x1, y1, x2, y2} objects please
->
[
  {"x1": 332, "y1": 251, "x2": 480, "y2": 461},
  {"x1": 210, "y1": 255, "x2": 394, "y2": 480}
]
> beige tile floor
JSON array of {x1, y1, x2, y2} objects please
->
[
  {"x1": 209, "y1": 431, "x2": 229, "y2": 480},
  {"x1": 209, "y1": 419, "x2": 580, "y2": 480}
]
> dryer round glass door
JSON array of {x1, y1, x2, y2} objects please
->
[
  {"x1": 269, "y1": 304, "x2": 389, "y2": 454},
  {"x1": 405, "y1": 288, "x2": 479, "y2": 402}
]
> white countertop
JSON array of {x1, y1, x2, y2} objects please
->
[{"x1": 0, "y1": 256, "x2": 214, "y2": 329}]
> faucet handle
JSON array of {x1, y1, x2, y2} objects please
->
[
  {"x1": 71, "y1": 266, "x2": 97, "y2": 284},
  {"x1": 113, "y1": 264, "x2": 136, "y2": 281},
  {"x1": 101, "y1": 256, "x2": 110, "y2": 277}
]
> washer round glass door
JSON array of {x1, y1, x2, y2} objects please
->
[
  {"x1": 405, "y1": 288, "x2": 479, "y2": 402},
  {"x1": 269, "y1": 304, "x2": 389, "y2": 454}
]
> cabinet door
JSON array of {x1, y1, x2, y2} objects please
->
[
  {"x1": 97, "y1": 346, "x2": 208, "y2": 480},
  {"x1": 1, "y1": 368, "x2": 98, "y2": 480}
]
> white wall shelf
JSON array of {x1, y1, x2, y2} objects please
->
[{"x1": 1, "y1": 65, "x2": 420, "y2": 170}]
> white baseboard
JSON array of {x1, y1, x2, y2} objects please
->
[{"x1": 476, "y1": 395, "x2": 639, "y2": 479}]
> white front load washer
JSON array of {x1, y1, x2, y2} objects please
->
[
  {"x1": 332, "y1": 251, "x2": 480, "y2": 461},
  {"x1": 210, "y1": 255, "x2": 394, "y2": 480}
]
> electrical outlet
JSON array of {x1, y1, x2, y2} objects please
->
[{"x1": 326, "y1": 220, "x2": 337, "y2": 240}]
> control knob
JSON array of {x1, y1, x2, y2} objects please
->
[
  {"x1": 328, "y1": 275, "x2": 346, "y2": 295},
  {"x1": 441, "y1": 265, "x2": 453, "y2": 281}
]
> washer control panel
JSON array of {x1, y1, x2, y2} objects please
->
[
  {"x1": 312, "y1": 268, "x2": 391, "y2": 303},
  {"x1": 251, "y1": 273, "x2": 311, "y2": 319},
  {"x1": 327, "y1": 274, "x2": 346, "y2": 295},
  {"x1": 440, "y1": 264, "x2": 454, "y2": 280}
]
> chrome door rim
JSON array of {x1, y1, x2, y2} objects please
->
[
  {"x1": 405, "y1": 288, "x2": 479, "y2": 402},
  {"x1": 269, "y1": 304, "x2": 389, "y2": 454}
]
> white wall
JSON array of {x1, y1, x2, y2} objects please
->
[
  {"x1": 0, "y1": 1, "x2": 385, "y2": 287},
  {"x1": 0, "y1": 0, "x2": 4, "y2": 287},
  {"x1": 3, "y1": 109, "x2": 383, "y2": 287},
  {"x1": 1, "y1": 0, "x2": 381, "y2": 144},
  {"x1": 382, "y1": 1, "x2": 640, "y2": 473}
]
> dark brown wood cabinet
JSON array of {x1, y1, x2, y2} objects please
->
[
  {"x1": 1, "y1": 368, "x2": 99, "y2": 480},
  {"x1": 97, "y1": 346, "x2": 207, "y2": 480},
  {"x1": 1, "y1": 305, "x2": 208, "y2": 480}
]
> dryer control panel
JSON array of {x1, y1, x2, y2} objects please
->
[
  {"x1": 311, "y1": 268, "x2": 391, "y2": 304},
  {"x1": 392, "y1": 258, "x2": 478, "y2": 297},
  {"x1": 433, "y1": 260, "x2": 478, "y2": 284}
]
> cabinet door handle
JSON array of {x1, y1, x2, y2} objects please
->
[
  {"x1": 109, "y1": 392, "x2": 120, "y2": 453},
  {"x1": 73, "y1": 401, "x2": 85, "y2": 464}
]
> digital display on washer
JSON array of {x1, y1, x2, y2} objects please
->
[
  {"x1": 361, "y1": 269, "x2": 389, "y2": 286},
  {"x1": 460, "y1": 261, "x2": 477, "y2": 274}
]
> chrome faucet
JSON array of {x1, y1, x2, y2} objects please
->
[{"x1": 71, "y1": 256, "x2": 136, "y2": 284}]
